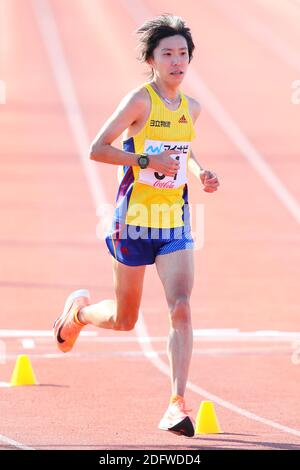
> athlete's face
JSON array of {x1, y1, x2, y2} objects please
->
[{"x1": 148, "y1": 35, "x2": 189, "y2": 84}]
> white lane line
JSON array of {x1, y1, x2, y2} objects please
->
[
  {"x1": 211, "y1": 0, "x2": 300, "y2": 72},
  {"x1": 1, "y1": 328, "x2": 300, "y2": 342},
  {"x1": 118, "y1": 0, "x2": 300, "y2": 437},
  {"x1": 21, "y1": 339, "x2": 35, "y2": 349},
  {"x1": 0, "y1": 0, "x2": 11, "y2": 70},
  {"x1": 1, "y1": 346, "x2": 293, "y2": 361},
  {"x1": 33, "y1": 0, "x2": 300, "y2": 441},
  {"x1": 31, "y1": 0, "x2": 106, "y2": 209},
  {"x1": 120, "y1": 0, "x2": 300, "y2": 225},
  {"x1": 187, "y1": 70, "x2": 300, "y2": 224},
  {"x1": 136, "y1": 314, "x2": 300, "y2": 438},
  {"x1": 0, "y1": 330, "x2": 97, "y2": 338},
  {"x1": 0, "y1": 434, "x2": 35, "y2": 450}
]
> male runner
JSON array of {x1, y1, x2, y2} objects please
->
[{"x1": 54, "y1": 14, "x2": 219, "y2": 437}]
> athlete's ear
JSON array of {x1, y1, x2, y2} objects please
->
[{"x1": 146, "y1": 56, "x2": 154, "y2": 67}]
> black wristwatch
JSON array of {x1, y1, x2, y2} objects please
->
[{"x1": 137, "y1": 153, "x2": 149, "y2": 169}]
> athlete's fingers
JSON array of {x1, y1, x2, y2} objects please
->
[
  {"x1": 165, "y1": 150, "x2": 181, "y2": 155},
  {"x1": 205, "y1": 177, "x2": 218, "y2": 184},
  {"x1": 162, "y1": 150, "x2": 181, "y2": 159},
  {"x1": 205, "y1": 182, "x2": 219, "y2": 189},
  {"x1": 203, "y1": 186, "x2": 217, "y2": 192},
  {"x1": 202, "y1": 171, "x2": 217, "y2": 181}
]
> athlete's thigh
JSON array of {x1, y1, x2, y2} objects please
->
[
  {"x1": 112, "y1": 258, "x2": 146, "y2": 317},
  {"x1": 155, "y1": 250, "x2": 194, "y2": 307}
]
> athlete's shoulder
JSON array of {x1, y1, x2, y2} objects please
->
[
  {"x1": 184, "y1": 94, "x2": 201, "y2": 123},
  {"x1": 119, "y1": 84, "x2": 150, "y2": 111}
]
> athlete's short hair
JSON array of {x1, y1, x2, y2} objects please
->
[{"x1": 136, "y1": 14, "x2": 195, "y2": 65}]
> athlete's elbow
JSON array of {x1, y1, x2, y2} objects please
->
[{"x1": 90, "y1": 141, "x2": 106, "y2": 162}]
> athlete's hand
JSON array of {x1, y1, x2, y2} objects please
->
[
  {"x1": 148, "y1": 150, "x2": 181, "y2": 177},
  {"x1": 200, "y1": 170, "x2": 220, "y2": 192}
]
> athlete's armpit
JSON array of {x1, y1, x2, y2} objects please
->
[
  {"x1": 186, "y1": 96, "x2": 201, "y2": 123},
  {"x1": 90, "y1": 89, "x2": 148, "y2": 153}
]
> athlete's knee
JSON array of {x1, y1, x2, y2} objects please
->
[{"x1": 169, "y1": 296, "x2": 191, "y2": 327}]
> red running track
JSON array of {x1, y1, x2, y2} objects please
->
[{"x1": 0, "y1": 0, "x2": 300, "y2": 450}]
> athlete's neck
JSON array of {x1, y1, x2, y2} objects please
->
[{"x1": 151, "y1": 79, "x2": 180, "y2": 101}]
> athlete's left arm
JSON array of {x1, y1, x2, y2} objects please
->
[{"x1": 187, "y1": 97, "x2": 220, "y2": 193}]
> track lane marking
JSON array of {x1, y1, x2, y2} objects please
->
[{"x1": 32, "y1": 0, "x2": 300, "y2": 444}]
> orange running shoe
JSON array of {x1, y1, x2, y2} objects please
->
[
  {"x1": 53, "y1": 289, "x2": 90, "y2": 353},
  {"x1": 158, "y1": 398, "x2": 195, "y2": 437}
]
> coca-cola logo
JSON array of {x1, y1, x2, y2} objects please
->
[{"x1": 153, "y1": 181, "x2": 175, "y2": 189}]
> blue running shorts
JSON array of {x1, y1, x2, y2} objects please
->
[{"x1": 105, "y1": 224, "x2": 194, "y2": 266}]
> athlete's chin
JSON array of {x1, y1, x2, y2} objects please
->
[{"x1": 169, "y1": 73, "x2": 185, "y2": 83}]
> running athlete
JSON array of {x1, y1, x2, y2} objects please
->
[{"x1": 54, "y1": 15, "x2": 219, "y2": 437}]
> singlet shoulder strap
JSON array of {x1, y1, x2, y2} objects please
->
[
  {"x1": 144, "y1": 82, "x2": 161, "y2": 104},
  {"x1": 180, "y1": 90, "x2": 188, "y2": 107}
]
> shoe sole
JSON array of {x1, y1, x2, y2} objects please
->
[
  {"x1": 158, "y1": 416, "x2": 195, "y2": 438},
  {"x1": 53, "y1": 289, "x2": 90, "y2": 349}
]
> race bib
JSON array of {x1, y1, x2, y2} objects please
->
[{"x1": 137, "y1": 140, "x2": 190, "y2": 189}]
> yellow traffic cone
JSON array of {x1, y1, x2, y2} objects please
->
[
  {"x1": 10, "y1": 355, "x2": 38, "y2": 386},
  {"x1": 195, "y1": 401, "x2": 222, "y2": 434}
]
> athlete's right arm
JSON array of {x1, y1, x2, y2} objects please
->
[
  {"x1": 90, "y1": 91, "x2": 144, "y2": 166},
  {"x1": 90, "y1": 91, "x2": 180, "y2": 177}
]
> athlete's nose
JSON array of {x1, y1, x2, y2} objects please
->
[{"x1": 171, "y1": 55, "x2": 180, "y2": 66}]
